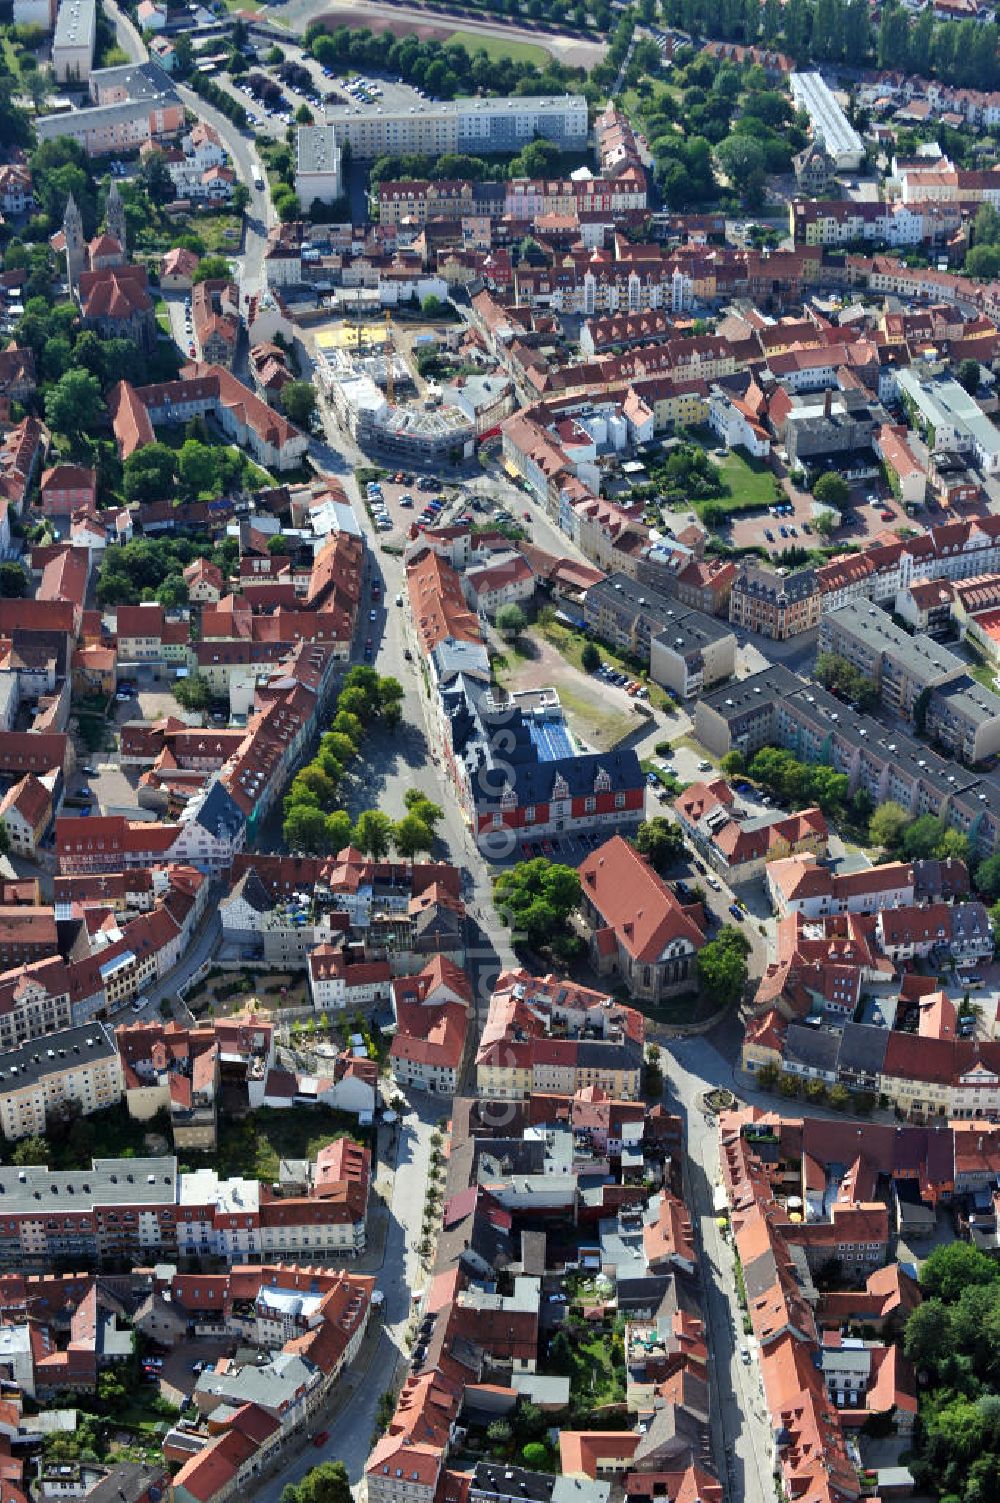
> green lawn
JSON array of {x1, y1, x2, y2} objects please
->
[
  {"x1": 627, "y1": 990, "x2": 710, "y2": 1027},
  {"x1": 446, "y1": 28, "x2": 551, "y2": 64},
  {"x1": 548, "y1": 1325, "x2": 627, "y2": 1414},
  {"x1": 133, "y1": 212, "x2": 243, "y2": 259},
  {"x1": 620, "y1": 78, "x2": 683, "y2": 121},
  {"x1": 709, "y1": 449, "x2": 781, "y2": 514},
  {"x1": 206, "y1": 1106, "x2": 369, "y2": 1181}
]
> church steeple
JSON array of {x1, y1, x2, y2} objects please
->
[
  {"x1": 63, "y1": 193, "x2": 85, "y2": 296},
  {"x1": 105, "y1": 180, "x2": 126, "y2": 258}
]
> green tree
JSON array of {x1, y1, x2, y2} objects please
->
[
  {"x1": 937, "y1": 827, "x2": 970, "y2": 863},
  {"x1": 0, "y1": 563, "x2": 27, "y2": 599},
  {"x1": 494, "y1": 859, "x2": 581, "y2": 948},
  {"x1": 814, "y1": 509, "x2": 838, "y2": 539},
  {"x1": 868, "y1": 800, "x2": 909, "y2": 852},
  {"x1": 716, "y1": 134, "x2": 767, "y2": 204},
  {"x1": 634, "y1": 816, "x2": 685, "y2": 872},
  {"x1": 353, "y1": 809, "x2": 394, "y2": 859},
  {"x1": 696, "y1": 926, "x2": 751, "y2": 1010},
  {"x1": 813, "y1": 471, "x2": 850, "y2": 510},
  {"x1": 178, "y1": 440, "x2": 219, "y2": 498},
  {"x1": 296, "y1": 102, "x2": 314, "y2": 124},
  {"x1": 921, "y1": 1241, "x2": 1000, "y2": 1303},
  {"x1": 291, "y1": 766, "x2": 338, "y2": 810},
  {"x1": 975, "y1": 853, "x2": 1000, "y2": 899},
  {"x1": 274, "y1": 187, "x2": 301, "y2": 222},
  {"x1": 97, "y1": 1371, "x2": 128, "y2": 1411},
  {"x1": 122, "y1": 443, "x2": 177, "y2": 503},
  {"x1": 973, "y1": 202, "x2": 1000, "y2": 246},
  {"x1": 173, "y1": 674, "x2": 212, "y2": 711},
  {"x1": 325, "y1": 810, "x2": 353, "y2": 852},
  {"x1": 322, "y1": 731, "x2": 358, "y2": 765},
  {"x1": 404, "y1": 789, "x2": 443, "y2": 827},
  {"x1": 156, "y1": 575, "x2": 188, "y2": 609},
  {"x1": 12, "y1": 1134, "x2": 48, "y2": 1166},
  {"x1": 958, "y1": 359, "x2": 982, "y2": 395},
  {"x1": 965, "y1": 244, "x2": 1000, "y2": 280},
  {"x1": 192, "y1": 255, "x2": 234, "y2": 283},
  {"x1": 581, "y1": 640, "x2": 601, "y2": 673},
  {"x1": 496, "y1": 603, "x2": 527, "y2": 638},
  {"x1": 282, "y1": 380, "x2": 317, "y2": 426},
  {"x1": 296, "y1": 1463, "x2": 352, "y2": 1503},
  {"x1": 901, "y1": 813, "x2": 947, "y2": 861},
  {"x1": 877, "y1": 2, "x2": 910, "y2": 69},
  {"x1": 393, "y1": 813, "x2": 435, "y2": 858},
  {"x1": 45, "y1": 368, "x2": 103, "y2": 438},
  {"x1": 720, "y1": 750, "x2": 745, "y2": 776},
  {"x1": 421, "y1": 294, "x2": 445, "y2": 317},
  {"x1": 521, "y1": 1443, "x2": 549, "y2": 1468},
  {"x1": 284, "y1": 803, "x2": 330, "y2": 853}
]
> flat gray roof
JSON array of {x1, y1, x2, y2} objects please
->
[
  {"x1": 0, "y1": 1156, "x2": 176, "y2": 1214},
  {"x1": 0, "y1": 1021, "x2": 117, "y2": 1093},
  {"x1": 54, "y1": 0, "x2": 96, "y2": 50},
  {"x1": 823, "y1": 600, "x2": 965, "y2": 682}
]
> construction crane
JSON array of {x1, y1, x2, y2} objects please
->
[{"x1": 384, "y1": 308, "x2": 395, "y2": 406}]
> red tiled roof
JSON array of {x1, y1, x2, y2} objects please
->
[{"x1": 578, "y1": 835, "x2": 705, "y2": 963}]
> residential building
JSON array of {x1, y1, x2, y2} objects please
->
[
  {"x1": 0, "y1": 774, "x2": 53, "y2": 857},
  {"x1": 35, "y1": 62, "x2": 185, "y2": 157},
  {"x1": 728, "y1": 564, "x2": 821, "y2": 640},
  {"x1": 476, "y1": 967, "x2": 645, "y2": 1099},
  {"x1": 390, "y1": 955, "x2": 472, "y2": 1095},
  {"x1": 0, "y1": 1022, "x2": 122, "y2": 1142},
  {"x1": 110, "y1": 367, "x2": 309, "y2": 472},
  {"x1": 52, "y1": 0, "x2": 96, "y2": 82},
  {"x1": 583, "y1": 573, "x2": 737, "y2": 695},
  {"x1": 295, "y1": 123, "x2": 343, "y2": 207},
  {"x1": 818, "y1": 600, "x2": 966, "y2": 720},
  {"x1": 789, "y1": 72, "x2": 865, "y2": 169},
  {"x1": 39, "y1": 464, "x2": 96, "y2": 516},
  {"x1": 674, "y1": 779, "x2": 829, "y2": 883},
  {"x1": 323, "y1": 94, "x2": 588, "y2": 160}
]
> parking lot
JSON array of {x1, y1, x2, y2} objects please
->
[
  {"x1": 222, "y1": 46, "x2": 429, "y2": 133},
  {"x1": 726, "y1": 471, "x2": 912, "y2": 558},
  {"x1": 365, "y1": 472, "x2": 523, "y2": 545},
  {"x1": 728, "y1": 493, "x2": 825, "y2": 555}
]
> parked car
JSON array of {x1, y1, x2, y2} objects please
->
[{"x1": 313, "y1": 1431, "x2": 330, "y2": 1448}]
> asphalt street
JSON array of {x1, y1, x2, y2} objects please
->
[
  {"x1": 253, "y1": 1099, "x2": 439, "y2": 1501},
  {"x1": 107, "y1": 0, "x2": 273, "y2": 301},
  {"x1": 665, "y1": 1038, "x2": 774, "y2": 1503},
  {"x1": 309, "y1": 403, "x2": 518, "y2": 1015}
]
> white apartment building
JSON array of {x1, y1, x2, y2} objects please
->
[
  {"x1": 52, "y1": 0, "x2": 96, "y2": 83},
  {"x1": 324, "y1": 93, "x2": 588, "y2": 160},
  {"x1": 0, "y1": 1023, "x2": 123, "y2": 1142},
  {"x1": 295, "y1": 123, "x2": 343, "y2": 207}
]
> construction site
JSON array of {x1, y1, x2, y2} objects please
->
[{"x1": 315, "y1": 313, "x2": 477, "y2": 466}]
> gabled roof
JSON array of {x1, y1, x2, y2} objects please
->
[{"x1": 578, "y1": 836, "x2": 705, "y2": 963}]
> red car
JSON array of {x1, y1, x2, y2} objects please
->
[{"x1": 313, "y1": 1431, "x2": 329, "y2": 1448}]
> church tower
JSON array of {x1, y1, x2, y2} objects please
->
[
  {"x1": 106, "y1": 180, "x2": 127, "y2": 259},
  {"x1": 63, "y1": 193, "x2": 86, "y2": 296}
]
